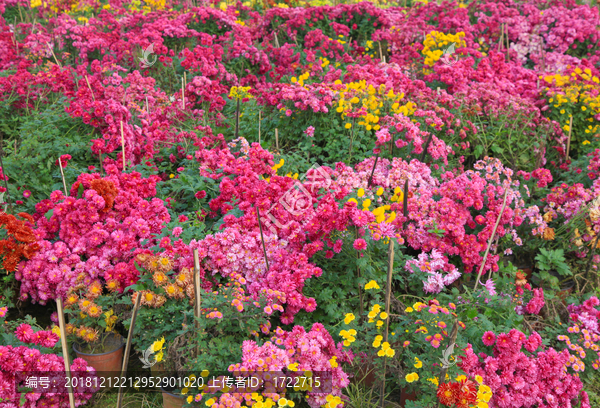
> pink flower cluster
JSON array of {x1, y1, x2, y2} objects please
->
[
  {"x1": 567, "y1": 296, "x2": 600, "y2": 335},
  {"x1": 405, "y1": 249, "x2": 460, "y2": 293},
  {"x1": 0, "y1": 345, "x2": 97, "y2": 407},
  {"x1": 222, "y1": 323, "x2": 352, "y2": 408},
  {"x1": 16, "y1": 163, "x2": 170, "y2": 303},
  {"x1": 15, "y1": 323, "x2": 59, "y2": 348},
  {"x1": 460, "y1": 329, "x2": 590, "y2": 408}
]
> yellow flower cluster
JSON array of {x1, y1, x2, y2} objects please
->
[
  {"x1": 367, "y1": 303, "x2": 382, "y2": 320},
  {"x1": 144, "y1": 0, "x2": 166, "y2": 10},
  {"x1": 544, "y1": 68, "x2": 600, "y2": 137},
  {"x1": 104, "y1": 309, "x2": 118, "y2": 333},
  {"x1": 335, "y1": 80, "x2": 416, "y2": 131},
  {"x1": 405, "y1": 372, "x2": 419, "y2": 382},
  {"x1": 324, "y1": 394, "x2": 343, "y2": 408},
  {"x1": 343, "y1": 312, "x2": 355, "y2": 324},
  {"x1": 421, "y1": 31, "x2": 466, "y2": 67},
  {"x1": 151, "y1": 337, "x2": 166, "y2": 362},
  {"x1": 272, "y1": 159, "x2": 285, "y2": 173},
  {"x1": 365, "y1": 280, "x2": 380, "y2": 290},
  {"x1": 372, "y1": 335, "x2": 396, "y2": 357},
  {"x1": 348, "y1": 187, "x2": 397, "y2": 225},
  {"x1": 291, "y1": 72, "x2": 311, "y2": 87},
  {"x1": 339, "y1": 329, "x2": 357, "y2": 347},
  {"x1": 229, "y1": 86, "x2": 253, "y2": 100}
]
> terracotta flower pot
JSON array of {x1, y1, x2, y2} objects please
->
[
  {"x1": 73, "y1": 333, "x2": 124, "y2": 376},
  {"x1": 399, "y1": 387, "x2": 418, "y2": 407},
  {"x1": 161, "y1": 386, "x2": 185, "y2": 408},
  {"x1": 151, "y1": 361, "x2": 167, "y2": 389}
]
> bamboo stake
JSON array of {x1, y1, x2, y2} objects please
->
[
  {"x1": 566, "y1": 116, "x2": 573, "y2": 160},
  {"x1": 498, "y1": 23, "x2": 504, "y2": 52},
  {"x1": 146, "y1": 96, "x2": 149, "y2": 114},
  {"x1": 234, "y1": 98, "x2": 240, "y2": 139},
  {"x1": 505, "y1": 26, "x2": 510, "y2": 61},
  {"x1": 116, "y1": 292, "x2": 142, "y2": 408},
  {"x1": 258, "y1": 111, "x2": 262, "y2": 145},
  {"x1": 368, "y1": 154, "x2": 379, "y2": 187},
  {"x1": 402, "y1": 178, "x2": 409, "y2": 221},
  {"x1": 275, "y1": 128, "x2": 279, "y2": 152},
  {"x1": 84, "y1": 75, "x2": 95, "y2": 101},
  {"x1": 420, "y1": 133, "x2": 434, "y2": 162},
  {"x1": 56, "y1": 298, "x2": 76, "y2": 408},
  {"x1": 356, "y1": 229, "x2": 364, "y2": 323},
  {"x1": 0, "y1": 135, "x2": 13, "y2": 213},
  {"x1": 58, "y1": 157, "x2": 68, "y2": 196},
  {"x1": 274, "y1": 32, "x2": 280, "y2": 48},
  {"x1": 120, "y1": 122, "x2": 126, "y2": 171},
  {"x1": 380, "y1": 239, "x2": 395, "y2": 408},
  {"x1": 48, "y1": 43, "x2": 61, "y2": 68},
  {"x1": 584, "y1": 233, "x2": 600, "y2": 280},
  {"x1": 193, "y1": 249, "x2": 202, "y2": 358},
  {"x1": 181, "y1": 77, "x2": 185, "y2": 110},
  {"x1": 474, "y1": 188, "x2": 509, "y2": 291},
  {"x1": 256, "y1": 205, "x2": 270, "y2": 272}
]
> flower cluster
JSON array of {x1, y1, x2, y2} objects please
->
[
  {"x1": 14, "y1": 323, "x2": 59, "y2": 348},
  {"x1": 194, "y1": 323, "x2": 352, "y2": 408},
  {"x1": 0, "y1": 212, "x2": 40, "y2": 272},
  {"x1": 0, "y1": 344, "x2": 97, "y2": 406},
  {"x1": 16, "y1": 165, "x2": 170, "y2": 303},
  {"x1": 459, "y1": 329, "x2": 590, "y2": 408},
  {"x1": 405, "y1": 249, "x2": 461, "y2": 293},
  {"x1": 436, "y1": 376, "x2": 492, "y2": 408}
]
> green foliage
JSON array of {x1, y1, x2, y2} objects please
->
[
  {"x1": 533, "y1": 248, "x2": 572, "y2": 290},
  {"x1": 0, "y1": 98, "x2": 97, "y2": 213}
]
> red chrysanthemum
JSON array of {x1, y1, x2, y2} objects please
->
[
  {"x1": 457, "y1": 379, "x2": 478, "y2": 407},
  {"x1": 482, "y1": 330, "x2": 496, "y2": 346},
  {"x1": 437, "y1": 382, "x2": 459, "y2": 407}
]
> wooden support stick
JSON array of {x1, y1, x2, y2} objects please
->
[
  {"x1": 234, "y1": 98, "x2": 240, "y2": 139},
  {"x1": 474, "y1": 188, "x2": 509, "y2": 291},
  {"x1": 48, "y1": 43, "x2": 61, "y2": 68},
  {"x1": 56, "y1": 298, "x2": 76, "y2": 408},
  {"x1": 58, "y1": 156, "x2": 68, "y2": 196},
  {"x1": 146, "y1": 96, "x2": 149, "y2": 114},
  {"x1": 181, "y1": 77, "x2": 185, "y2": 110},
  {"x1": 498, "y1": 23, "x2": 504, "y2": 52},
  {"x1": 356, "y1": 229, "x2": 364, "y2": 323},
  {"x1": 368, "y1": 154, "x2": 379, "y2": 187},
  {"x1": 116, "y1": 292, "x2": 142, "y2": 408},
  {"x1": 120, "y1": 122, "x2": 126, "y2": 171},
  {"x1": 566, "y1": 116, "x2": 573, "y2": 160},
  {"x1": 275, "y1": 128, "x2": 279, "y2": 152},
  {"x1": 256, "y1": 205, "x2": 270, "y2": 272},
  {"x1": 380, "y1": 239, "x2": 395, "y2": 408},
  {"x1": 193, "y1": 249, "x2": 202, "y2": 358},
  {"x1": 0, "y1": 134, "x2": 13, "y2": 212},
  {"x1": 84, "y1": 75, "x2": 95, "y2": 101},
  {"x1": 258, "y1": 111, "x2": 262, "y2": 145}
]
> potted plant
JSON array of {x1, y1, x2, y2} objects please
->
[
  {"x1": 533, "y1": 248, "x2": 574, "y2": 297},
  {"x1": 127, "y1": 252, "x2": 274, "y2": 408},
  {"x1": 63, "y1": 281, "x2": 125, "y2": 374}
]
